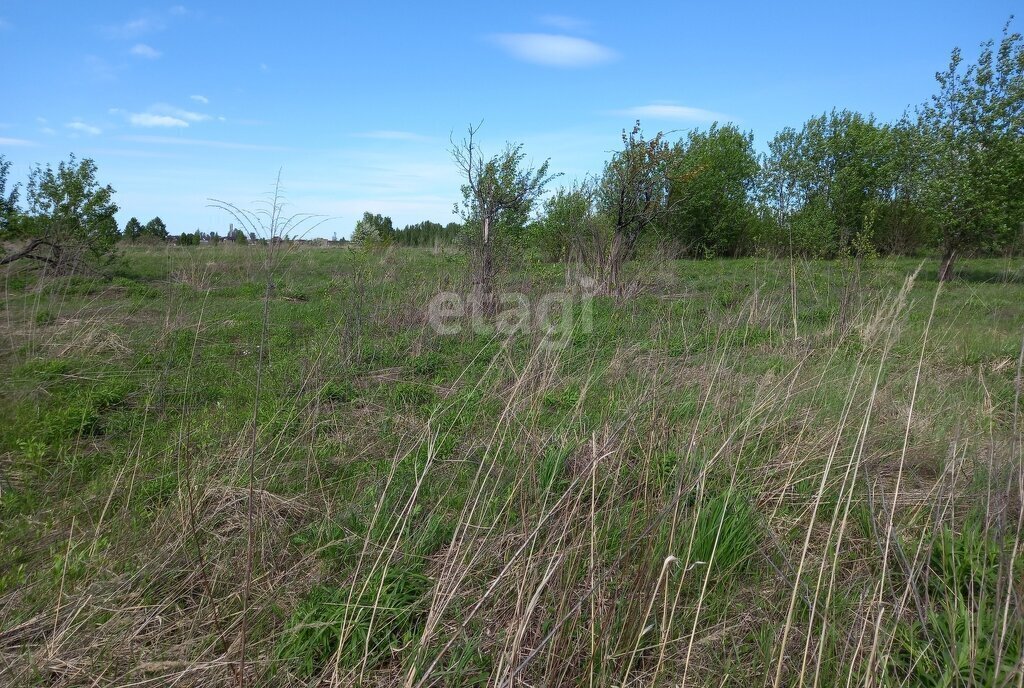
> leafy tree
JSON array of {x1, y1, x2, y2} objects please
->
[
  {"x1": 918, "y1": 22, "x2": 1024, "y2": 280},
  {"x1": 228, "y1": 226, "x2": 248, "y2": 244},
  {"x1": 1, "y1": 155, "x2": 119, "y2": 272},
  {"x1": 351, "y1": 212, "x2": 395, "y2": 246},
  {"x1": 143, "y1": 216, "x2": 169, "y2": 240},
  {"x1": 756, "y1": 127, "x2": 803, "y2": 255},
  {"x1": 594, "y1": 122, "x2": 672, "y2": 292},
  {"x1": 124, "y1": 217, "x2": 143, "y2": 241},
  {"x1": 0, "y1": 156, "x2": 20, "y2": 235},
  {"x1": 393, "y1": 220, "x2": 459, "y2": 248},
  {"x1": 757, "y1": 111, "x2": 930, "y2": 258},
  {"x1": 452, "y1": 123, "x2": 557, "y2": 313},
  {"x1": 666, "y1": 123, "x2": 759, "y2": 257},
  {"x1": 532, "y1": 182, "x2": 594, "y2": 263}
]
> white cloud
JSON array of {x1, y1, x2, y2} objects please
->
[
  {"x1": 353, "y1": 130, "x2": 429, "y2": 141},
  {"x1": 539, "y1": 15, "x2": 589, "y2": 32},
  {"x1": 0, "y1": 18, "x2": 11, "y2": 30},
  {"x1": 105, "y1": 17, "x2": 162, "y2": 39},
  {"x1": 613, "y1": 104, "x2": 729, "y2": 123},
  {"x1": 0, "y1": 137, "x2": 34, "y2": 146},
  {"x1": 491, "y1": 33, "x2": 616, "y2": 67},
  {"x1": 123, "y1": 104, "x2": 211, "y2": 128},
  {"x1": 169, "y1": 5, "x2": 188, "y2": 16},
  {"x1": 151, "y1": 104, "x2": 210, "y2": 122},
  {"x1": 130, "y1": 113, "x2": 188, "y2": 128},
  {"x1": 130, "y1": 43, "x2": 161, "y2": 59},
  {"x1": 66, "y1": 120, "x2": 102, "y2": 135},
  {"x1": 189, "y1": 94, "x2": 209, "y2": 104}
]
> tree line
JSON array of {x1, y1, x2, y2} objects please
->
[
  {"x1": 446, "y1": 21, "x2": 1023, "y2": 298},
  {"x1": 2, "y1": 22, "x2": 1020, "y2": 284}
]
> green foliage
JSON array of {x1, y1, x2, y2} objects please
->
[
  {"x1": 667, "y1": 123, "x2": 760, "y2": 257},
  {"x1": 452, "y1": 124, "x2": 558, "y2": 270},
  {"x1": 689, "y1": 490, "x2": 760, "y2": 576},
  {"x1": 3, "y1": 155, "x2": 120, "y2": 271},
  {"x1": 123, "y1": 217, "x2": 143, "y2": 240},
  {"x1": 142, "y1": 216, "x2": 168, "y2": 240},
  {"x1": 889, "y1": 522, "x2": 1023, "y2": 686},
  {"x1": 393, "y1": 220, "x2": 460, "y2": 248},
  {"x1": 597, "y1": 122, "x2": 673, "y2": 279},
  {"x1": 276, "y1": 566, "x2": 431, "y2": 677},
  {"x1": 918, "y1": 23, "x2": 1024, "y2": 277},
  {"x1": 757, "y1": 111, "x2": 915, "y2": 258},
  {"x1": 351, "y1": 211, "x2": 394, "y2": 246},
  {"x1": 177, "y1": 229, "x2": 201, "y2": 246},
  {"x1": 531, "y1": 183, "x2": 594, "y2": 263},
  {"x1": 0, "y1": 155, "x2": 19, "y2": 235}
]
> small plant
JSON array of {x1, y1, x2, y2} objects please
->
[
  {"x1": 34, "y1": 309, "x2": 56, "y2": 325},
  {"x1": 276, "y1": 566, "x2": 431, "y2": 678},
  {"x1": 688, "y1": 489, "x2": 760, "y2": 576},
  {"x1": 321, "y1": 379, "x2": 358, "y2": 403},
  {"x1": 889, "y1": 522, "x2": 1023, "y2": 686}
]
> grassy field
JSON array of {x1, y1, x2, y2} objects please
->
[{"x1": 0, "y1": 244, "x2": 1022, "y2": 686}]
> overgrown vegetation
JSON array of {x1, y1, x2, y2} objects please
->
[
  {"x1": 0, "y1": 240, "x2": 1021, "y2": 686},
  {"x1": 0, "y1": 18, "x2": 1021, "y2": 688}
]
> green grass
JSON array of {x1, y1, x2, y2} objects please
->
[{"x1": 0, "y1": 243, "x2": 1021, "y2": 686}]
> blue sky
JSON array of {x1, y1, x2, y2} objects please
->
[{"x1": 0, "y1": 1, "x2": 1018, "y2": 238}]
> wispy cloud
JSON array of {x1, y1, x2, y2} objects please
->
[
  {"x1": 151, "y1": 104, "x2": 210, "y2": 123},
  {"x1": 120, "y1": 134, "x2": 290, "y2": 151},
  {"x1": 538, "y1": 15, "x2": 589, "y2": 32},
  {"x1": 130, "y1": 43, "x2": 161, "y2": 59},
  {"x1": 613, "y1": 104, "x2": 730, "y2": 123},
  {"x1": 189, "y1": 94, "x2": 209, "y2": 104},
  {"x1": 105, "y1": 16, "x2": 164, "y2": 39},
  {"x1": 0, "y1": 137, "x2": 34, "y2": 147},
  {"x1": 169, "y1": 5, "x2": 188, "y2": 16},
  {"x1": 0, "y1": 18, "x2": 11, "y2": 30},
  {"x1": 353, "y1": 130, "x2": 430, "y2": 142},
  {"x1": 491, "y1": 33, "x2": 616, "y2": 67},
  {"x1": 66, "y1": 120, "x2": 102, "y2": 136},
  {"x1": 121, "y1": 104, "x2": 211, "y2": 128},
  {"x1": 129, "y1": 113, "x2": 188, "y2": 128}
]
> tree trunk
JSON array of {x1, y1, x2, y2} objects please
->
[
  {"x1": 938, "y1": 246, "x2": 956, "y2": 282},
  {"x1": 475, "y1": 216, "x2": 495, "y2": 316},
  {"x1": 480, "y1": 241, "x2": 495, "y2": 315}
]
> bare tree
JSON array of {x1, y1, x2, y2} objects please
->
[{"x1": 451, "y1": 123, "x2": 557, "y2": 315}]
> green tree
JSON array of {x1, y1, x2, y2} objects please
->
[
  {"x1": 142, "y1": 216, "x2": 169, "y2": 240},
  {"x1": 757, "y1": 111, "x2": 925, "y2": 257},
  {"x1": 532, "y1": 182, "x2": 594, "y2": 263},
  {"x1": 452, "y1": 123, "x2": 557, "y2": 313},
  {"x1": 351, "y1": 212, "x2": 395, "y2": 246},
  {"x1": 919, "y1": 22, "x2": 1024, "y2": 280},
  {"x1": 666, "y1": 123, "x2": 759, "y2": 257},
  {"x1": 1, "y1": 155, "x2": 119, "y2": 271},
  {"x1": 124, "y1": 217, "x2": 143, "y2": 241},
  {"x1": 0, "y1": 156, "x2": 20, "y2": 236},
  {"x1": 594, "y1": 122, "x2": 672, "y2": 292}
]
